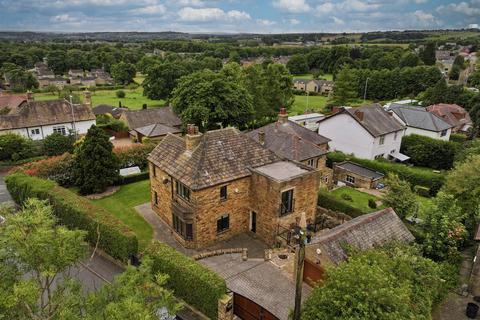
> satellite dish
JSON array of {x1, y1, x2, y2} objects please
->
[{"x1": 316, "y1": 248, "x2": 322, "y2": 255}]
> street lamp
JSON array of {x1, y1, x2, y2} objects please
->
[
  {"x1": 363, "y1": 77, "x2": 370, "y2": 102},
  {"x1": 293, "y1": 212, "x2": 308, "y2": 320},
  {"x1": 68, "y1": 95, "x2": 77, "y2": 140}
]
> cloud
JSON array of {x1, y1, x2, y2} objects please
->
[
  {"x1": 289, "y1": 18, "x2": 300, "y2": 25},
  {"x1": 316, "y1": 2, "x2": 334, "y2": 14},
  {"x1": 413, "y1": 9, "x2": 437, "y2": 25},
  {"x1": 130, "y1": 4, "x2": 166, "y2": 15},
  {"x1": 175, "y1": 0, "x2": 205, "y2": 6},
  {"x1": 257, "y1": 19, "x2": 276, "y2": 26},
  {"x1": 412, "y1": 0, "x2": 427, "y2": 3},
  {"x1": 51, "y1": 13, "x2": 77, "y2": 22},
  {"x1": 272, "y1": 0, "x2": 310, "y2": 13},
  {"x1": 178, "y1": 7, "x2": 251, "y2": 22},
  {"x1": 332, "y1": 16, "x2": 345, "y2": 25},
  {"x1": 437, "y1": 1, "x2": 480, "y2": 16}
]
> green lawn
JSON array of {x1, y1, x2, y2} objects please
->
[
  {"x1": 35, "y1": 86, "x2": 165, "y2": 110},
  {"x1": 291, "y1": 95, "x2": 330, "y2": 114},
  {"x1": 292, "y1": 73, "x2": 334, "y2": 81},
  {"x1": 330, "y1": 186, "x2": 385, "y2": 213},
  {"x1": 92, "y1": 180, "x2": 153, "y2": 250}
]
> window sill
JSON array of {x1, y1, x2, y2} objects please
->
[{"x1": 216, "y1": 229, "x2": 230, "y2": 235}]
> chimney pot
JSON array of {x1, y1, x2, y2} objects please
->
[
  {"x1": 84, "y1": 90, "x2": 92, "y2": 108},
  {"x1": 185, "y1": 124, "x2": 201, "y2": 151},
  {"x1": 278, "y1": 107, "x2": 288, "y2": 124},
  {"x1": 26, "y1": 91, "x2": 34, "y2": 102}
]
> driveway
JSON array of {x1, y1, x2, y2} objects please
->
[{"x1": 0, "y1": 171, "x2": 14, "y2": 206}]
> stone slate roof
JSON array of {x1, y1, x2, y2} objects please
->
[
  {"x1": 334, "y1": 161, "x2": 384, "y2": 180},
  {"x1": 309, "y1": 79, "x2": 334, "y2": 87},
  {"x1": 344, "y1": 104, "x2": 405, "y2": 137},
  {"x1": 246, "y1": 120, "x2": 330, "y2": 161},
  {"x1": 310, "y1": 207, "x2": 414, "y2": 266},
  {"x1": 0, "y1": 100, "x2": 96, "y2": 130},
  {"x1": 92, "y1": 104, "x2": 128, "y2": 118},
  {"x1": 122, "y1": 106, "x2": 182, "y2": 129},
  {"x1": 0, "y1": 95, "x2": 26, "y2": 114},
  {"x1": 293, "y1": 78, "x2": 309, "y2": 84},
  {"x1": 390, "y1": 104, "x2": 453, "y2": 132},
  {"x1": 133, "y1": 123, "x2": 181, "y2": 137},
  {"x1": 148, "y1": 127, "x2": 281, "y2": 190},
  {"x1": 426, "y1": 103, "x2": 472, "y2": 129}
]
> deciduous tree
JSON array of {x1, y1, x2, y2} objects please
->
[{"x1": 382, "y1": 173, "x2": 418, "y2": 219}]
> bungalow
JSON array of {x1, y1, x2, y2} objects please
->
[
  {"x1": 0, "y1": 92, "x2": 95, "y2": 140},
  {"x1": 130, "y1": 123, "x2": 182, "y2": 143},
  {"x1": 120, "y1": 106, "x2": 182, "y2": 130},
  {"x1": 92, "y1": 104, "x2": 128, "y2": 119},
  {"x1": 333, "y1": 161, "x2": 384, "y2": 189},
  {"x1": 247, "y1": 108, "x2": 332, "y2": 188},
  {"x1": 388, "y1": 104, "x2": 453, "y2": 140},
  {"x1": 317, "y1": 104, "x2": 408, "y2": 161},
  {"x1": 427, "y1": 103, "x2": 473, "y2": 133}
]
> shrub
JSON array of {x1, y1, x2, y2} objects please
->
[
  {"x1": 96, "y1": 114, "x2": 129, "y2": 132},
  {"x1": 368, "y1": 198, "x2": 377, "y2": 209},
  {"x1": 11, "y1": 153, "x2": 75, "y2": 186},
  {"x1": 116, "y1": 90, "x2": 126, "y2": 98},
  {"x1": 449, "y1": 133, "x2": 467, "y2": 143},
  {"x1": 327, "y1": 151, "x2": 444, "y2": 196},
  {"x1": 318, "y1": 191, "x2": 365, "y2": 218},
  {"x1": 414, "y1": 185, "x2": 431, "y2": 198},
  {"x1": 5, "y1": 172, "x2": 138, "y2": 261},
  {"x1": 43, "y1": 132, "x2": 75, "y2": 156},
  {"x1": 114, "y1": 144, "x2": 154, "y2": 170},
  {"x1": 147, "y1": 242, "x2": 227, "y2": 319},
  {"x1": 400, "y1": 134, "x2": 459, "y2": 170},
  {"x1": 116, "y1": 171, "x2": 150, "y2": 185},
  {"x1": 0, "y1": 133, "x2": 37, "y2": 161},
  {"x1": 341, "y1": 193, "x2": 353, "y2": 201}
]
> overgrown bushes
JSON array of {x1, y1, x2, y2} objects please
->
[
  {"x1": 43, "y1": 132, "x2": 75, "y2": 156},
  {"x1": 12, "y1": 153, "x2": 75, "y2": 186},
  {"x1": 400, "y1": 134, "x2": 459, "y2": 170},
  {"x1": 318, "y1": 190, "x2": 365, "y2": 218},
  {"x1": 0, "y1": 133, "x2": 41, "y2": 161},
  {"x1": 5, "y1": 172, "x2": 138, "y2": 261},
  {"x1": 147, "y1": 242, "x2": 227, "y2": 319},
  {"x1": 327, "y1": 151, "x2": 444, "y2": 195}
]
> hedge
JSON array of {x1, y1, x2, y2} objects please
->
[
  {"x1": 450, "y1": 133, "x2": 468, "y2": 144},
  {"x1": 147, "y1": 242, "x2": 227, "y2": 319},
  {"x1": 318, "y1": 191, "x2": 365, "y2": 218},
  {"x1": 400, "y1": 134, "x2": 459, "y2": 170},
  {"x1": 116, "y1": 171, "x2": 150, "y2": 185},
  {"x1": 5, "y1": 173, "x2": 138, "y2": 261},
  {"x1": 327, "y1": 152, "x2": 445, "y2": 196}
]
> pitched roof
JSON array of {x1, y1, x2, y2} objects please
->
[
  {"x1": 334, "y1": 161, "x2": 384, "y2": 180},
  {"x1": 148, "y1": 127, "x2": 281, "y2": 190},
  {"x1": 246, "y1": 120, "x2": 330, "y2": 161},
  {"x1": 0, "y1": 100, "x2": 96, "y2": 130},
  {"x1": 122, "y1": 106, "x2": 182, "y2": 129},
  {"x1": 133, "y1": 123, "x2": 181, "y2": 137},
  {"x1": 0, "y1": 95, "x2": 27, "y2": 114},
  {"x1": 426, "y1": 103, "x2": 472, "y2": 129},
  {"x1": 92, "y1": 104, "x2": 127, "y2": 118},
  {"x1": 389, "y1": 104, "x2": 453, "y2": 132},
  {"x1": 308, "y1": 79, "x2": 334, "y2": 86},
  {"x1": 310, "y1": 208, "x2": 414, "y2": 265},
  {"x1": 343, "y1": 104, "x2": 405, "y2": 137},
  {"x1": 293, "y1": 78, "x2": 309, "y2": 84}
]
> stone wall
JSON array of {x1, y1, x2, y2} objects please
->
[{"x1": 333, "y1": 165, "x2": 378, "y2": 189}]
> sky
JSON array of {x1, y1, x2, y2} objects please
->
[{"x1": 0, "y1": 0, "x2": 478, "y2": 33}]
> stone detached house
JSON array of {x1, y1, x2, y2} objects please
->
[
  {"x1": 333, "y1": 161, "x2": 384, "y2": 189},
  {"x1": 305, "y1": 79, "x2": 334, "y2": 96},
  {"x1": 148, "y1": 125, "x2": 320, "y2": 249},
  {"x1": 120, "y1": 106, "x2": 182, "y2": 143},
  {"x1": 246, "y1": 108, "x2": 332, "y2": 188},
  {"x1": 0, "y1": 92, "x2": 96, "y2": 140},
  {"x1": 318, "y1": 104, "x2": 409, "y2": 161}
]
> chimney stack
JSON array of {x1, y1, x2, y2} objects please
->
[
  {"x1": 258, "y1": 131, "x2": 265, "y2": 145},
  {"x1": 26, "y1": 91, "x2": 34, "y2": 102},
  {"x1": 185, "y1": 124, "x2": 202, "y2": 151},
  {"x1": 84, "y1": 90, "x2": 92, "y2": 108},
  {"x1": 331, "y1": 106, "x2": 344, "y2": 115},
  {"x1": 355, "y1": 111, "x2": 364, "y2": 121},
  {"x1": 278, "y1": 107, "x2": 288, "y2": 124}
]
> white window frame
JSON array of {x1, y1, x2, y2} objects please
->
[
  {"x1": 53, "y1": 125, "x2": 67, "y2": 136},
  {"x1": 30, "y1": 128, "x2": 40, "y2": 135},
  {"x1": 379, "y1": 135, "x2": 385, "y2": 145},
  {"x1": 346, "y1": 175, "x2": 355, "y2": 184}
]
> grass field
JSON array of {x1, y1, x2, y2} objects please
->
[
  {"x1": 292, "y1": 73, "x2": 334, "y2": 81},
  {"x1": 35, "y1": 86, "x2": 165, "y2": 110},
  {"x1": 330, "y1": 186, "x2": 385, "y2": 213},
  {"x1": 92, "y1": 180, "x2": 153, "y2": 250},
  {"x1": 291, "y1": 95, "x2": 330, "y2": 114}
]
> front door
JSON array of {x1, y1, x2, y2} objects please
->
[{"x1": 250, "y1": 211, "x2": 257, "y2": 233}]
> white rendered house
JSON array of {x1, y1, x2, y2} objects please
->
[{"x1": 317, "y1": 104, "x2": 409, "y2": 161}]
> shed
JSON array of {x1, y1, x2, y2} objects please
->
[{"x1": 333, "y1": 161, "x2": 384, "y2": 189}]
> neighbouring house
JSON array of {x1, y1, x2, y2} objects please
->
[
  {"x1": 426, "y1": 103, "x2": 473, "y2": 133},
  {"x1": 0, "y1": 92, "x2": 95, "y2": 140},
  {"x1": 333, "y1": 161, "x2": 384, "y2": 189},
  {"x1": 317, "y1": 104, "x2": 408, "y2": 161},
  {"x1": 0, "y1": 94, "x2": 27, "y2": 114},
  {"x1": 247, "y1": 109, "x2": 332, "y2": 188},
  {"x1": 288, "y1": 113, "x2": 325, "y2": 131},
  {"x1": 69, "y1": 77, "x2": 82, "y2": 86},
  {"x1": 129, "y1": 123, "x2": 182, "y2": 143},
  {"x1": 120, "y1": 106, "x2": 182, "y2": 130},
  {"x1": 80, "y1": 77, "x2": 97, "y2": 87},
  {"x1": 293, "y1": 78, "x2": 309, "y2": 91},
  {"x1": 148, "y1": 125, "x2": 320, "y2": 249},
  {"x1": 387, "y1": 104, "x2": 453, "y2": 140},
  {"x1": 305, "y1": 79, "x2": 334, "y2": 96},
  {"x1": 38, "y1": 77, "x2": 68, "y2": 89},
  {"x1": 68, "y1": 69, "x2": 84, "y2": 78},
  {"x1": 303, "y1": 208, "x2": 414, "y2": 283},
  {"x1": 92, "y1": 104, "x2": 128, "y2": 119}
]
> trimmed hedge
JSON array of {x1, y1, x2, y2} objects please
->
[
  {"x1": 318, "y1": 191, "x2": 365, "y2": 218},
  {"x1": 5, "y1": 173, "x2": 138, "y2": 261},
  {"x1": 400, "y1": 134, "x2": 459, "y2": 170},
  {"x1": 327, "y1": 152, "x2": 445, "y2": 196},
  {"x1": 116, "y1": 171, "x2": 150, "y2": 185},
  {"x1": 450, "y1": 133, "x2": 467, "y2": 143},
  {"x1": 147, "y1": 242, "x2": 227, "y2": 319}
]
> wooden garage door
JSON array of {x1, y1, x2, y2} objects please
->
[
  {"x1": 234, "y1": 293, "x2": 279, "y2": 320},
  {"x1": 303, "y1": 259, "x2": 325, "y2": 286}
]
